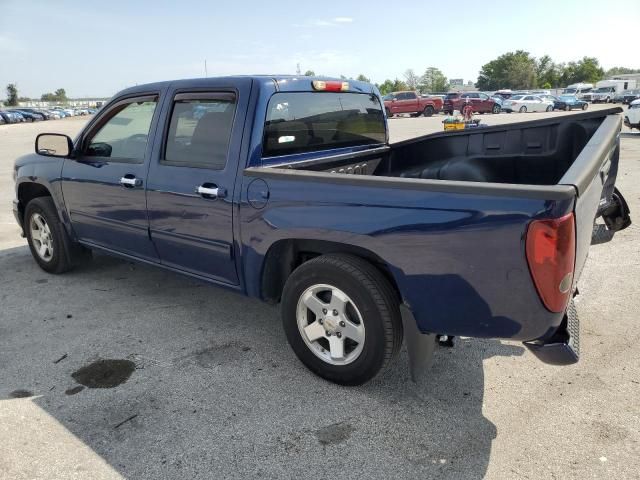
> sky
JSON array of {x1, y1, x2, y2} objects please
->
[{"x1": 1, "y1": 0, "x2": 639, "y2": 99}]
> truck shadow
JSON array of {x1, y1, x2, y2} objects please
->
[{"x1": 1, "y1": 248, "x2": 524, "y2": 479}]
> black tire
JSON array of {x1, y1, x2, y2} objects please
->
[
  {"x1": 385, "y1": 108, "x2": 392, "y2": 119},
  {"x1": 519, "y1": 106, "x2": 527, "y2": 113},
  {"x1": 423, "y1": 105, "x2": 434, "y2": 117},
  {"x1": 24, "y1": 196, "x2": 90, "y2": 274},
  {"x1": 546, "y1": 105, "x2": 553, "y2": 112},
  {"x1": 582, "y1": 103, "x2": 588, "y2": 110},
  {"x1": 492, "y1": 104, "x2": 501, "y2": 114},
  {"x1": 281, "y1": 254, "x2": 403, "y2": 386},
  {"x1": 445, "y1": 110, "x2": 453, "y2": 115},
  {"x1": 565, "y1": 105, "x2": 571, "y2": 111}
]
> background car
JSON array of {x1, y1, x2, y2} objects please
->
[
  {"x1": 501, "y1": 95, "x2": 554, "y2": 113},
  {"x1": 613, "y1": 91, "x2": 626, "y2": 103},
  {"x1": 17, "y1": 107, "x2": 49, "y2": 120},
  {"x1": 624, "y1": 99, "x2": 640, "y2": 130},
  {"x1": 553, "y1": 95, "x2": 588, "y2": 111},
  {"x1": 443, "y1": 92, "x2": 501, "y2": 114},
  {"x1": 623, "y1": 89, "x2": 640, "y2": 105},
  {"x1": 0, "y1": 110, "x2": 21, "y2": 124},
  {"x1": 7, "y1": 109, "x2": 39, "y2": 122}
]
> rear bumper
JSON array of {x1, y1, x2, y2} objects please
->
[{"x1": 523, "y1": 301, "x2": 580, "y2": 365}]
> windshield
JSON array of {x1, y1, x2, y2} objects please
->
[
  {"x1": 263, "y1": 92, "x2": 386, "y2": 157},
  {"x1": 510, "y1": 95, "x2": 524, "y2": 100}
]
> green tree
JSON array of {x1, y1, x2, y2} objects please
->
[
  {"x1": 303, "y1": 70, "x2": 315, "y2": 76},
  {"x1": 378, "y1": 78, "x2": 408, "y2": 95},
  {"x1": 420, "y1": 67, "x2": 449, "y2": 93},
  {"x1": 476, "y1": 50, "x2": 537, "y2": 90},
  {"x1": 560, "y1": 57, "x2": 604, "y2": 85},
  {"x1": 605, "y1": 67, "x2": 640, "y2": 76},
  {"x1": 356, "y1": 74, "x2": 370, "y2": 83},
  {"x1": 535, "y1": 55, "x2": 562, "y2": 88},
  {"x1": 6, "y1": 84, "x2": 18, "y2": 106},
  {"x1": 403, "y1": 69, "x2": 420, "y2": 90},
  {"x1": 378, "y1": 79, "x2": 394, "y2": 95},
  {"x1": 54, "y1": 88, "x2": 67, "y2": 101}
]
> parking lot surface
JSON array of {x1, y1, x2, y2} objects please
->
[{"x1": 1, "y1": 105, "x2": 639, "y2": 479}]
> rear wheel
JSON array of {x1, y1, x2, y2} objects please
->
[
  {"x1": 281, "y1": 254, "x2": 403, "y2": 385},
  {"x1": 423, "y1": 105, "x2": 434, "y2": 117},
  {"x1": 385, "y1": 108, "x2": 392, "y2": 119},
  {"x1": 492, "y1": 104, "x2": 501, "y2": 114},
  {"x1": 546, "y1": 105, "x2": 553, "y2": 112},
  {"x1": 582, "y1": 103, "x2": 588, "y2": 110},
  {"x1": 24, "y1": 197, "x2": 90, "y2": 274},
  {"x1": 565, "y1": 105, "x2": 571, "y2": 111},
  {"x1": 519, "y1": 106, "x2": 527, "y2": 113}
]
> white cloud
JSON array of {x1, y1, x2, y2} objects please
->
[
  {"x1": 294, "y1": 17, "x2": 355, "y2": 28},
  {"x1": 0, "y1": 35, "x2": 24, "y2": 53},
  {"x1": 313, "y1": 20, "x2": 336, "y2": 27}
]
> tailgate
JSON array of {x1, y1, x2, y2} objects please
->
[{"x1": 559, "y1": 113, "x2": 631, "y2": 286}]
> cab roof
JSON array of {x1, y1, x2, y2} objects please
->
[{"x1": 115, "y1": 75, "x2": 377, "y2": 97}]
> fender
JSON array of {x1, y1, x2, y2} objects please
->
[{"x1": 14, "y1": 154, "x2": 75, "y2": 240}]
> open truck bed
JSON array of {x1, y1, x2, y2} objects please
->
[{"x1": 245, "y1": 107, "x2": 630, "y2": 369}]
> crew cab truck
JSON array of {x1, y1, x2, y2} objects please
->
[
  {"x1": 14, "y1": 76, "x2": 631, "y2": 385},
  {"x1": 383, "y1": 90, "x2": 442, "y2": 118}
]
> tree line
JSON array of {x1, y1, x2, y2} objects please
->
[
  {"x1": 304, "y1": 53, "x2": 638, "y2": 94},
  {"x1": 5, "y1": 56, "x2": 638, "y2": 106},
  {"x1": 3, "y1": 84, "x2": 69, "y2": 105},
  {"x1": 474, "y1": 51, "x2": 637, "y2": 90}
]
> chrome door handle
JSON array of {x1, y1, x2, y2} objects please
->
[
  {"x1": 196, "y1": 185, "x2": 227, "y2": 198},
  {"x1": 120, "y1": 176, "x2": 142, "y2": 187}
]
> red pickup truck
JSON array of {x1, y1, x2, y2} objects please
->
[{"x1": 384, "y1": 91, "x2": 442, "y2": 117}]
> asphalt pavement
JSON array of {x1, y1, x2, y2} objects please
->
[{"x1": 0, "y1": 105, "x2": 638, "y2": 479}]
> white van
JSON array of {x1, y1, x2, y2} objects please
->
[
  {"x1": 591, "y1": 79, "x2": 638, "y2": 103},
  {"x1": 563, "y1": 83, "x2": 593, "y2": 100}
]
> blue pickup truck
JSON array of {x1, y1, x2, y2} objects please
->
[{"x1": 13, "y1": 76, "x2": 631, "y2": 385}]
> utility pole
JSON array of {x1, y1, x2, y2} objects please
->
[
  {"x1": 296, "y1": 63, "x2": 301, "y2": 76},
  {"x1": 204, "y1": 59, "x2": 208, "y2": 77}
]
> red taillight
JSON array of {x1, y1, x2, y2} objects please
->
[
  {"x1": 312, "y1": 80, "x2": 349, "y2": 92},
  {"x1": 526, "y1": 213, "x2": 576, "y2": 313}
]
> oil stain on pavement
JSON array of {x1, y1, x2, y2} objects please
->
[
  {"x1": 71, "y1": 359, "x2": 136, "y2": 388},
  {"x1": 315, "y1": 422, "x2": 355, "y2": 446}
]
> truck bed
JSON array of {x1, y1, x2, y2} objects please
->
[{"x1": 267, "y1": 108, "x2": 622, "y2": 190}]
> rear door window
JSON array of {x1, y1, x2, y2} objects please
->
[
  {"x1": 263, "y1": 92, "x2": 385, "y2": 157},
  {"x1": 163, "y1": 93, "x2": 236, "y2": 169}
]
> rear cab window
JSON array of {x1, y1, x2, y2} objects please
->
[{"x1": 263, "y1": 92, "x2": 385, "y2": 157}]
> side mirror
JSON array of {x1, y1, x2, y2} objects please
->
[{"x1": 35, "y1": 133, "x2": 73, "y2": 157}]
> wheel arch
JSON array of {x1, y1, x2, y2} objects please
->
[
  {"x1": 259, "y1": 238, "x2": 401, "y2": 305},
  {"x1": 16, "y1": 181, "x2": 53, "y2": 227}
]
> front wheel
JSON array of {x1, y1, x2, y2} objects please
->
[
  {"x1": 546, "y1": 105, "x2": 553, "y2": 112},
  {"x1": 385, "y1": 108, "x2": 392, "y2": 119},
  {"x1": 24, "y1": 197, "x2": 90, "y2": 274},
  {"x1": 519, "y1": 106, "x2": 527, "y2": 113},
  {"x1": 582, "y1": 103, "x2": 588, "y2": 110},
  {"x1": 492, "y1": 104, "x2": 501, "y2": 114},
  {"x1": 423, "y1": 105, "x2": 434, "y2": 117},
  {"x1": 281, "y1": 254, "x2": 403, "y2": 385}
]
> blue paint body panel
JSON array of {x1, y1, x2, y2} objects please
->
[{"x1": 12, "y1": 76, "x2": 626, "y2": 349}]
